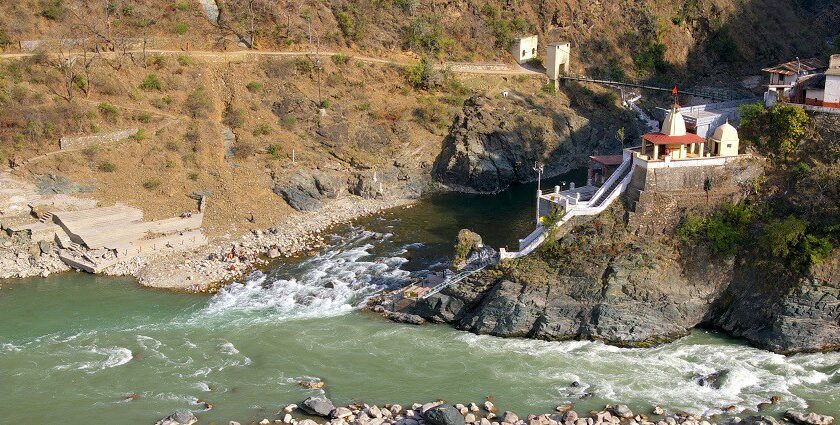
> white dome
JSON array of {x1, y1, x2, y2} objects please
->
[
  {"x1": 662, "y1": 107, "x2": 687, "y2": 137},
  {"x1": 712, "y1": 121, "x2": 739, "y2": 143}
]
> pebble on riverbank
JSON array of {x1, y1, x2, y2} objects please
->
[{"x1": 223, "y1": 396, "x2": 835, "y2": 425}]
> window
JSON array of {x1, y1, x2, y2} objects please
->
[{"x1": 726, "y1": 144, "x2": 732, "y2": 148}]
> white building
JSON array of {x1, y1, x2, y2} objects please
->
[
  {"x1": 762, "y1": 57, "x2": 826, "y2": 106},
  {"x1": 546, "y1": 42, "x2": 570, "y2": 83},
  {"x1": 709, "y1": 121, "x2": 740, "y2": 157},
  {"x1": 511, "y1": 35, "x2": 538, "y2": 64},
  {"x1": 802, "y1": 54, "x2": 840, "y2": 109}
]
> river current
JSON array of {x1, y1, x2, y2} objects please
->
[{"x1": 1, "y1": 171, "x2": 838, "y2": 424}]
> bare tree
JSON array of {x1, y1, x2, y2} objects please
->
[
  {"x1": 48, "y1": 46, "x2": 79, "y2": 102},
  {"x1": 219, "y1": 0, "x2": 279, "y2": 49}
]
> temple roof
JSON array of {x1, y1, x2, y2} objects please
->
[
  {"x1": 641, "y1": 132, "x2": 705, "y2": 145},
  {"x1": 661, "y1": 106, "x2": 687, "y2": 136},
  {"x1": 711, "y1": 121, "x2": 739, "y2": 143}
]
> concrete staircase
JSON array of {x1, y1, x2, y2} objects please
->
[{"x1": 501, "y1": 152, "x2": 635, "y2": 259}]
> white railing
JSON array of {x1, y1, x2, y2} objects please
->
[{"x1": 500, "y1": 153, "x2": 634, "y2": 259}]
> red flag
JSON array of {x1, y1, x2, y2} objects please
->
[{"x1": 671, "y1": 86, "x2": 678, "y2": 95}]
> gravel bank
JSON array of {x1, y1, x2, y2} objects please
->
[{"x1": 120, "y1": 196, "x2": 415, "y2": 291}]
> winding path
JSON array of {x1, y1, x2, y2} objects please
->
[{"x1": 0, "y1": 48, "x2": 540, "y2": 76}]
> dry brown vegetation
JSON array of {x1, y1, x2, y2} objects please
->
[{"x1": 0, "y1": 0, "x2": 837, "y2": 237}]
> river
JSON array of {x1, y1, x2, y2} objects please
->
[{"x1": 1, "y1": 171, "x2": 838, "y2": 424}]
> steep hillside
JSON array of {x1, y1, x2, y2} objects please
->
[
  {"x1": 0, "y1": 0, "x2": 838, "y2": 236},
  {"x1": 1, "y1": 0, "x2": 837, "y2": 79}
]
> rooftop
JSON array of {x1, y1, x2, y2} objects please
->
[
  {"x1": 762, "y1": 58, "x2": 826, "y2": 75},
  {"x1": 641, "y1": 132, "x2": 705, "y2": 145}
]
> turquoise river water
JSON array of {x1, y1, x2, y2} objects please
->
[{"x1": 1, "y1": 171, "x2": 838, "y2": 424}]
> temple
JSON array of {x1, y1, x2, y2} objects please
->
[{"x1": 504, "y1": 105, "x2": 752, "y2": 259}]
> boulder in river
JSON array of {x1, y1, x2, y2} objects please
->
[
  {"x1": 301, "y1": 395, "x2": 336, "y2": 417},
  {"x1": 424, "y1": 404, "x2": 466, "y2": 425},
  {"x1": 155, "y1": 411, "x2": 198, "y2": 425},
  {"x1": 609, "y1": 404, "x2": 633, "y2": 419},
  {"x1": 784, "y1": 411, "x2": 835, "y2": 425}
]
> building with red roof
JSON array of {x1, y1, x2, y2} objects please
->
[{"x1": 638, "y1": 105, "x2": 706, "y2": 161}]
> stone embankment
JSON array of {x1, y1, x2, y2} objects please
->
[
  {"x1": 127, "y1": 196, "x2": 415, "y2": 291},
  {"x1": 156, "y1": 396, "x2": 835, "y2": 425},
  {"x1": 0, "y1": 232, "x2": 69, "y2": 279}
]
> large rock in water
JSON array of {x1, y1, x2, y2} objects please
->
[
  {"x1": 424, "y1": 404, "x2": 466, "y2": 425},
  {"x1": 784, "y1": 411, "x2": 835, "y2": 425},
  {"x1": 432, "y1": 95, "x2": 638, "y2": 193},
  {"x1": 300, "y1": 395, "x2": 336, "y2": 417},
  {"x1": 155, "y1": 411, "x2": 197, "y2": 425}
]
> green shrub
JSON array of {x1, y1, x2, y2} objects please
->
[
  {"x1": 331, "y1": 54, "x2": 351, "y2": 65},
  {"x1": 634, "y1": 41, "x2": 669, "y2": 74},
  {"x1": 252, "y1": 123, "x2": 272, "y2": 136},
  {"x1": 540, "y1": 83, "x2": 557, "y2": 94},
  {"x1": 174, "y1": 22, "x2": 188, "y2": 35},
  {"x1": 98, "y1": 102, "x2": 120, "y2": 120},
  {"x1": 188, "y1": 172, "x2": 199, "y2": 181},
  {"x1": 319, "y1": 99, "x2": 331, "y2": 109},
  {"x1": 40, "y1": 0, "x2": 65, "y2": 20},
  {"x1": 147, "y1": 54, "x2": 166, "y2": 68},
  {"x1": 173, "y1": 0, "x2": 190, "y2": 11},
  {"x1": 165, "y1": 159, "x2": 176, "y2": 168},
  {"x1": 184, "y1": 88, "x2": 212, "y2": 118},
  {"x1": 335, "y1": 6, "x2": 365, "y2": 40},
  {"x1": 137, "y1": 112, "x2": 152, "y2": 123},
  {"x1": 177, "y1": 55, "x2": 192, "y2": 66},
  {"x1": 281, "y1": 115, "x2": 297, "y2": 130},
  {"x1": 792, "y1": 162, "x2": 811, "y2": 180},
  {"x1": 738, "y1": 103, "x2": 809, "y2": 159},
  {"x1": 97, "y1": 161, "x2": 116, "y2": 172},
  {"x1": 401, "y1": 16, "x2": 453, "y2": 58},
  {"x1": 142, "y1": 179, "x2": 161, "y2": 190},
  {"x1": 677, "y1": 202, "x2": 754, "y2": 256},
  {"x1": 671, "y1": 16, "x2": 684, "y2": 25},
  {"x1": 72, "y1": 74, "x2": 87, "y2": 91},
  {"x1": 760, "y1": 216, "x2": 833, "y2": 270},
  {"x1": 405, "y1": 57, "x2": 437, "y2": 90},
  {"x1": 293, "y1": 58, "x2": 312, "y2": 74},
  {"x1": 139, "y1": 74, "x2": 162, "y2": 90},
  {"x1": 132, "y1": 129, "x2": 146, "y2": 141},
  {"x1": 266, "y1": 144, "x2": 282, "y2": 159},
  {"x1": 245, "y1": 81, "x2": 263, "y2": 92}
]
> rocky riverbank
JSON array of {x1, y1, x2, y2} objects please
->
[
  {"x1": 155, "y1": 396, "x2": 835, "y2": 425},
  {"x1": 117, "y1": 196, "x2": 417, "y2": 291},
  {"x1": 0, "y1": 194, "x2": 415, "y2": 290}
]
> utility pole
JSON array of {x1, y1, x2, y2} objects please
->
[{"x1": 533, "y1": 161, "x2": 544, "y2": 226}]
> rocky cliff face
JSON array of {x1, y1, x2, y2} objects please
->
[
  {"x1": 711, "y1": 249, "x2": 840, "y2": 353},
  {"x1": 432, "y1": 93, "x2": 640, "y2": 193},
  {"x1": 412, "y1": 208, "x2": 734, "y2": 346},
  {"x1": 410, "y1": 205, "x2": 840, "y2": 353}
]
